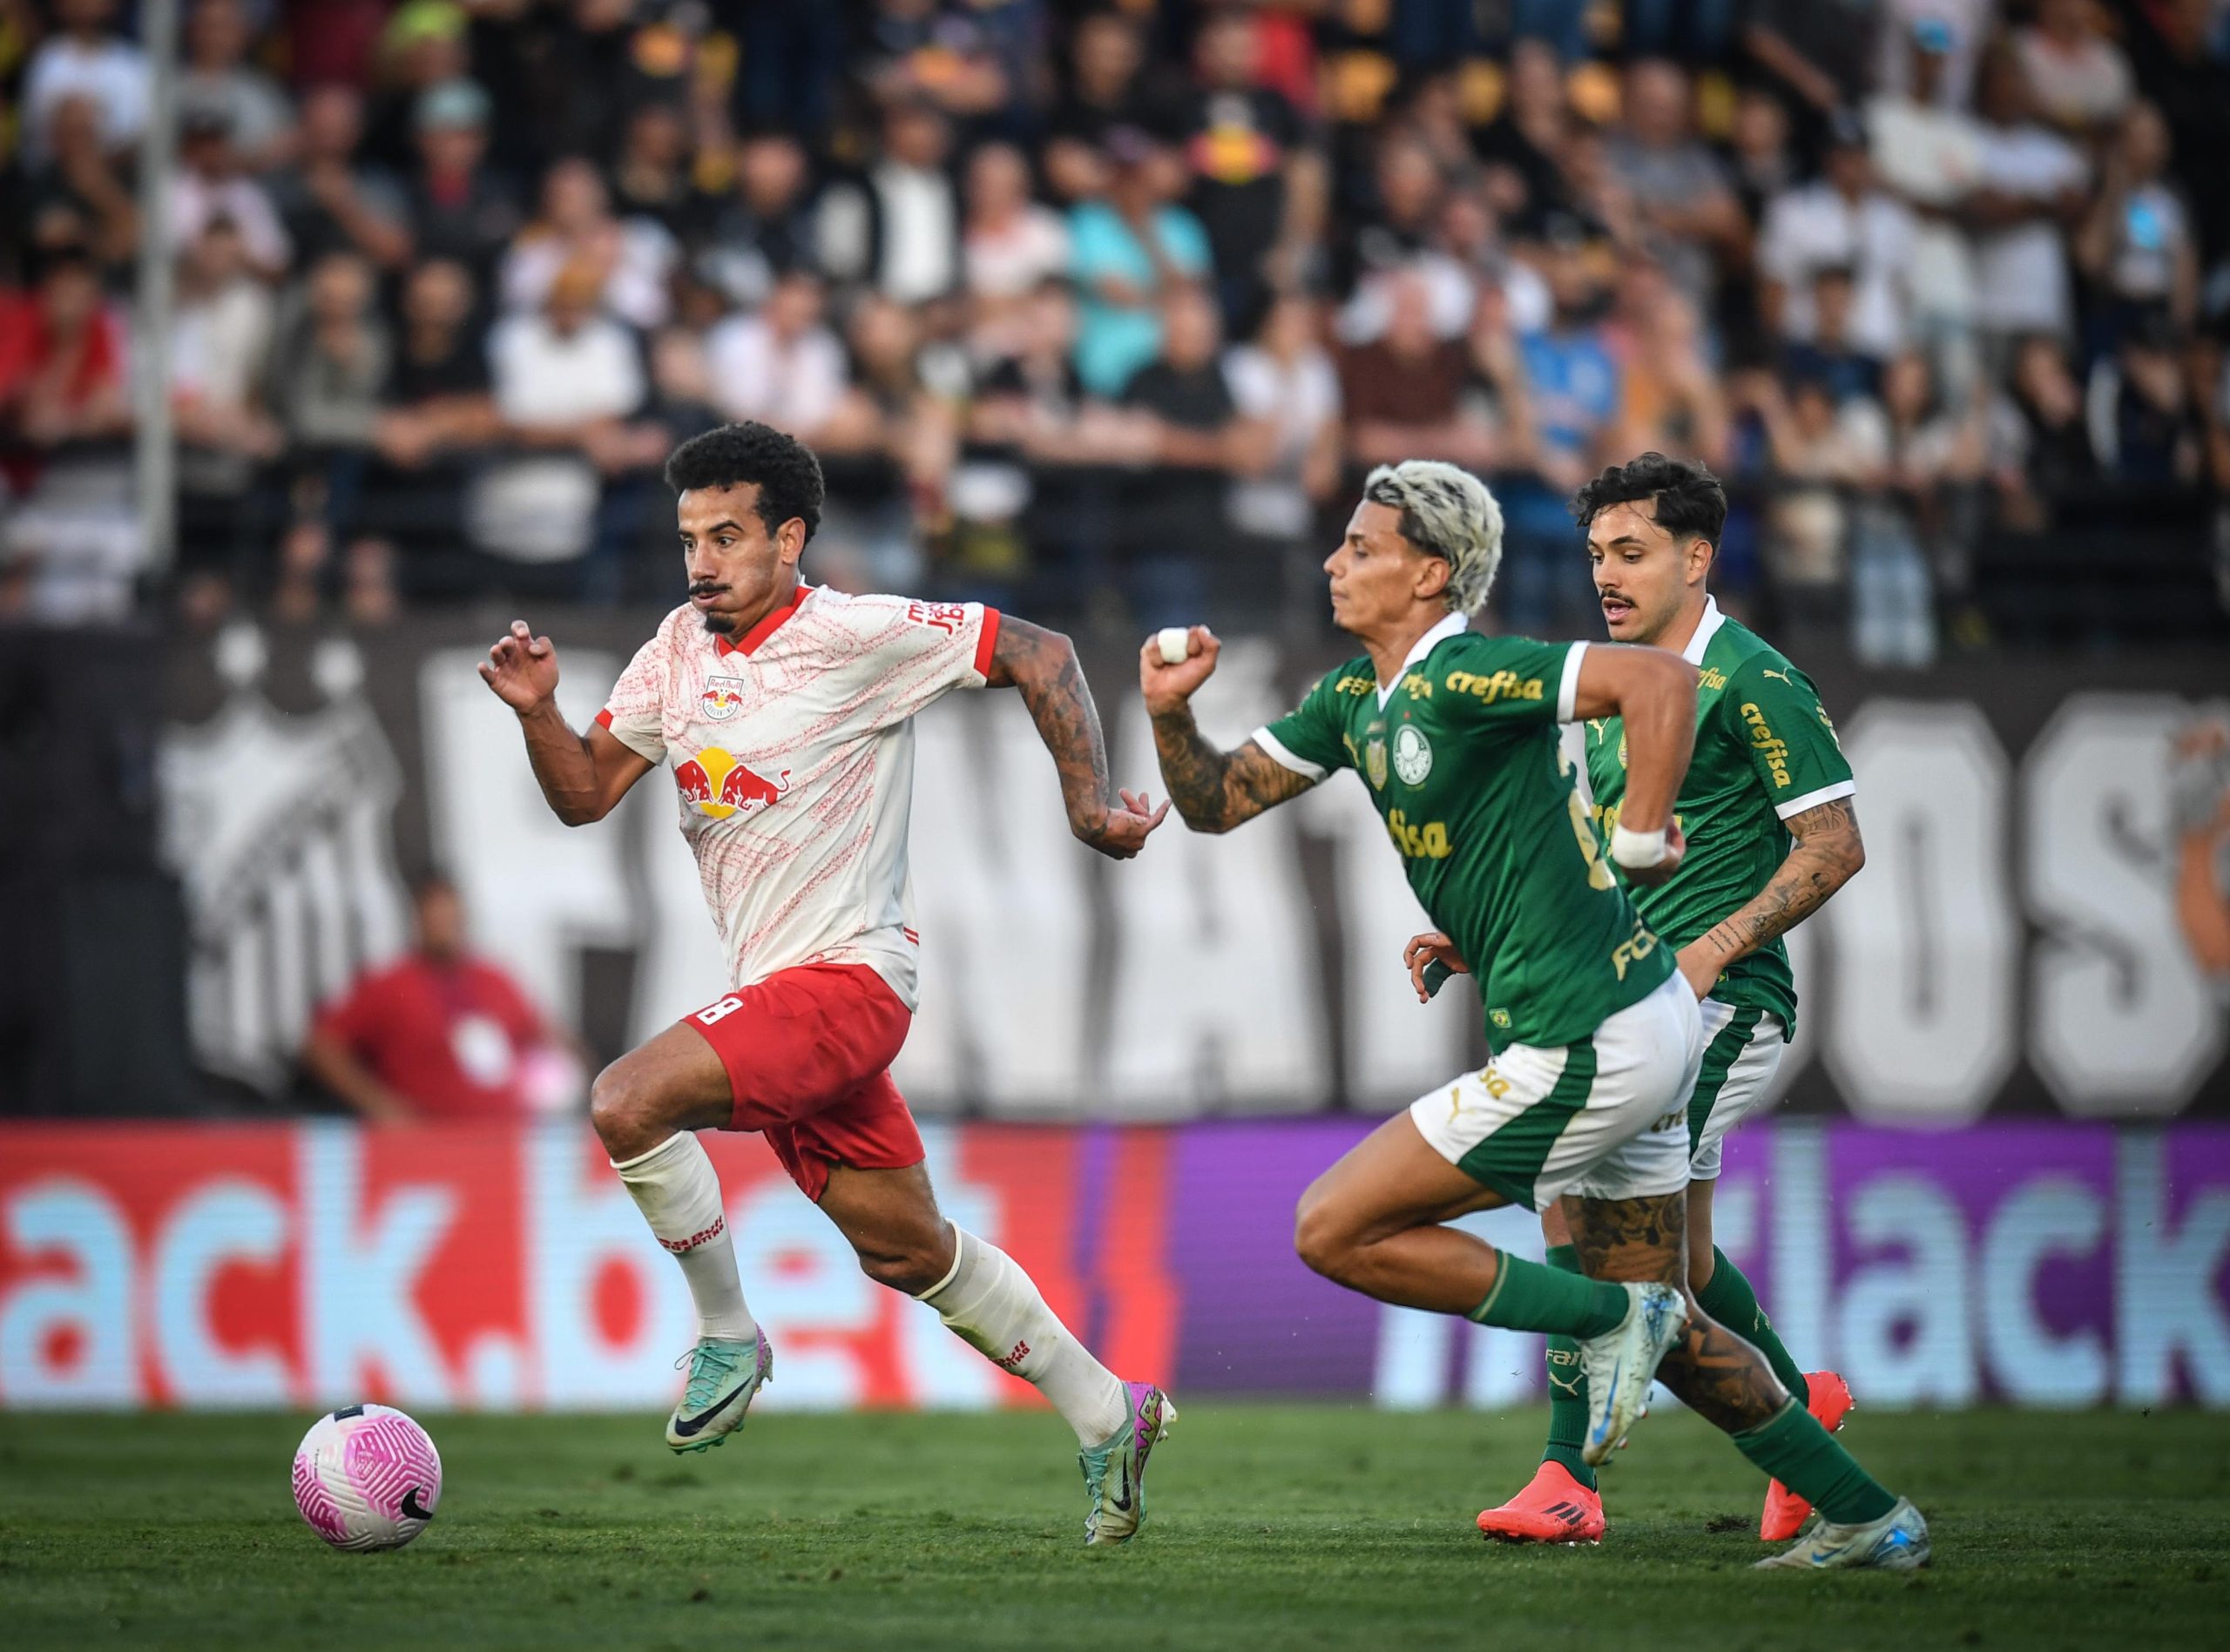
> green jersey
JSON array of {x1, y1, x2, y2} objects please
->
[
  {"x1": 1260, "y1": 615, "x2": 1672, "y2": 1053},
  {"x1": 1580, "y1": 599, "x2": 1853, "y2": 1039}
]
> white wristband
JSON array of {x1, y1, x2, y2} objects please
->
[{"x1": 1609, "y1": 824, "x2": 1668, "y2": 869}]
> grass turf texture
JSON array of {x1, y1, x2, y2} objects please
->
[{"x1": 2, "y1": 1406, "x2": 2223, "y2": 1650}]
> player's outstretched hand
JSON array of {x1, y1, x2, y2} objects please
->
[
  {"x1": 1619, "y1": 819, "x2": 1686, "y2": 888},
  {"x1": 478, "y1": 619, "x2": 560, "y2": 714},
  {"x1": 1078, "y1": 789, "x2": 1172, "y2": 860},
  {"x1": 1403, "y1": 931, "x2": 1469, "y2": 1003},
  {"x1": 1139, "y1": 625, "x2": 1220, "y2": 715}
]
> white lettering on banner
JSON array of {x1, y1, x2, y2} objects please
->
[
  {"x1": 300, "y1": 1124, "x2": 457, "y2": 1406},
  {"x1": 1837, "y1": 1174, "x2": 1978, "y2": 1405},
  {"x1": 0, "y1": 1179, "x2": 136, "y2": 1406},
  {"x1": 529, "y1": 1127, "x2": 694, "y2": 1408},
  {"x1": 152, "y1": 1180, "x2": 293, "y2": 1406},
  {"x1": 897, "y1": 702, "x2": 1093, "y2": 1115},
  {"x1": 418, "y1": 650, "x2": 640, "y2": 1042},
  {"x1": 2026, "y1": 698, "x2": 2227, "y2": 1114},
  {"x1": 1105, "y1": 643, "x2": 1330, "y2": 1112},
  {"x1": 1303, "y1": 779, "x2": 1472, "y2": 1111},
  {"x1": 2115, "y1": 1133, "x2": 2230, "y2": 1405},
  {"x1": 1981, "y1": 1177, "x2": 2109, "y2": 1406},
  {"x1": 1827, "y1": 704, "x2": 2017, "y2": 1124}
]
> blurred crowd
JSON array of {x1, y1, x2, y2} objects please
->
[{"x1": 3, "y1": 0, "x2": 2229, "y2": 659}]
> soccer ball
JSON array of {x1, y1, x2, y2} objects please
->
[{"x1": 291, "y1": 1403, "x2": 443, "y2": 1552}]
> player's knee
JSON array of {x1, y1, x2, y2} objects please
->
[
  {"x1": 588, "y1": 1060, "x2": 670, "y2": 1156},
  {"x1": 855, "y1": 1231, "x2": 946, "y2": 1295},
  {"x1": 1292, "y1": 1196, "x2": 1355, "y2": 1283}
]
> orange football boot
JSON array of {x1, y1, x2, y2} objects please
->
[
  {"x1": 1477, "y1": 1461, "x2": 1606, "y2": 1544},
  {"x1": 1759, "y1": 1370, "x2": 1855, "y2": 1541}
]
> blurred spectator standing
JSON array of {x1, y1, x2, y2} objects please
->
[
  {"x1": 704, "y1": 268, "x2": 847, "y2": 439},
  {"x1": 272, "y1": 251, "x2": 391, "y2": 531},
  {"x1": 21, "y1": 93, "x2": 140, "y2": 278},
  {"x1": 170, "y1": 218, "x2": 281, "y2": 574},
  {"x1": 172, "y1": 108, "x2": 291, "y2": 281},
  {"x1": 1170, "y1": 8, "x2": 1318, "y2": 334},
  {"x1": 178, "y1": 0, "x2": 294, "y2": 174},
  {"x1": 402, "y1": 78, "x2": 522, "y2": 277},
  {"x1": 819, "y1": 97, "x2": 962, "y2": 308},
  {"x1": 2013, "y1": 0, "x2": 2135, "y2": 134},
  {"x1": 369, "y1": 259, "x2": 500, "y2": 590},
  {"x1": 699, "y1": 130, "x2": 821, "y2": 311},
  {"x1": 962, "y1": 139, "x2": 1071, "y2": 362},
  {"x1": 1605, "y1": 58, "x2": 1747, "y2": 321},
  {"x1": 2074, "y1": 100, "x2": 2198, "y2": 345},
  {"x1": 1967, "y1": 45, "x2": 2088, "y2": 354},
  {"x1": 1866, "y1": 19, "x2": 1983, "y2": 395},
  {"x1": 0, "y1": 248, "x2": 136, "y2": 620},
  {"x1": 303, "y1": 875, "x2": 579, "y2": 1123},
  {"x1": 1069, "y1": 128, "x2": 1212, "y2": 398},
  {"x1": 1758, "y1": 113, "x2": 1914, "y2": 363},
  {"x1": 267, "y1": 84, "x2": 413, "y2": 275},
  {"x1": 1224, "y1": 289, "x2": 1341, "y2": 562},
  {"x1": 474, "y1": 260, "x2": 657, "y2": 584},
  {"x1": 19, "y1": 0, "x2": 146, "y2": 167},
  {"x1": 1116, "y1": 284, "x2": 1249, "y2": 625},
  {"x1": 1507, "y1": 230, "x2": 1623, "y2": 630},
  {"x1": 501, "y1": 155, "x2": 677, "y2": 331}
]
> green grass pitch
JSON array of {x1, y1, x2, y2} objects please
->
[{"x1": 3, "y1": 1406, "x2": 2223, "y2": 1650}]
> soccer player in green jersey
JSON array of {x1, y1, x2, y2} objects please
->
[
  {"x1": 1449, "y1": 453, "x2": 1867, "y2": 1547},
  {"x1": 1141, "y1": 459, "x2": 1926, "y2": 1571}
]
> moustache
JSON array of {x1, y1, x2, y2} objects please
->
[{"x1": 688, "y1": 583, "x2": 728, "y2": 597}]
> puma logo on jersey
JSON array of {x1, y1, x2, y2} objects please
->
[{"x1": 1760, "y1": 668, "x2": 1794, "y2": 685}]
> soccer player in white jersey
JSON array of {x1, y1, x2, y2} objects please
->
[{"x1": 477, "y1": 422, "x2": 1176, "y2": 1545}]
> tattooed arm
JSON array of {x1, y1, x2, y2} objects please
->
[
  {"x1": 1138, "y1": 626, "x2": 1317, "y2": 833},
  {"x1": 987, "y1": 614, "x2": 1168, "y2": 859},
  {"x1": 1675, "y1": 797, "x2": 1865, "y2": 998}
]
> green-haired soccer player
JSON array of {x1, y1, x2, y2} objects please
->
[
  {"x1": 1141, "y1": 460, "x2": 1925, "y2": 1571},
  {"x1": 1444, "y1": 454, "x2": 1864, "y2": 1547}
]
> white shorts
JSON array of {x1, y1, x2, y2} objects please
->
[
  {"x1": 1686, "y1": 999, "x2": 1787, "y2": 1182},
  {"x1": 1408, "y1": 974, "x2": 1706, "y2": 1210}
]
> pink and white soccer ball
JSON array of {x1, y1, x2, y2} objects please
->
[{"x1": 291, "y1": 1404, "x2": 443, "y2": 1552}]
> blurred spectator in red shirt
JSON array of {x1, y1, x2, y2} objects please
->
[{"x1": 303, "y1": 875, "x2": 578, "y2": 1123}]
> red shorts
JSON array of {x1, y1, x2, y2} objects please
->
[{"x1": 679, "y1": 962, "x2": 924, "y2": 1202}]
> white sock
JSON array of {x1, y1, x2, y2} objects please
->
[
  {"x1": 612, "y1": 1131, "x2": 757, "y2": 1344},
  {"x1": 916, "y1": 1227, "x2": 1128, "y2": 1444}
]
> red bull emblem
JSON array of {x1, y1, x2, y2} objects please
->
[
  {"x1": 673, "y1": 748, "x2": 791, "y2": 819},
  {"x1": 699, "y1": 677, "x2": 747, "y2": 722}
]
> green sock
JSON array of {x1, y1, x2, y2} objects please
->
[
  {"x1": 1537, "y1": 1244, "x2": 1596, "y2": 1491},
  {"x1": 1468, "y1": 1247, "x2": 1628, "y2": 1338},
  {"x1": 1695, "y1": 1246, "x2": 1809, "y2": 1408},
  {"x1": 1732, "y1": 1399, "x2": 1896, "y2": 1526}
]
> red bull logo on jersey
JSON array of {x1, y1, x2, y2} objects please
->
[
  {"x1": 699, "y1": 677, "x2": 747, "y2": 722},
  {"x1": 672, "y1": 747, "x2": 792, "y2": 820}
]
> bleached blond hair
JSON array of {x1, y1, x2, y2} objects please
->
[{"x1": 1362, "y1": 460, "x2": 1505, "y2": 615}]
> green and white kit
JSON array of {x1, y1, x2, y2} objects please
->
[
  {"x1": 1257, "y1": 613, "x2": 1701, "y2": 1209},
  {"x1": 1578, "y1": 597, "x2": 1855, "y2": 1180}
]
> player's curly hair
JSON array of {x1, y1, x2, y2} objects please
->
[
  {"x1": 664, "y1": 421, "x2": 824, "y2": 543},
  {"x1": 1569, "y1": 452, "x2": 1727, "y2": 545},
  {"x1": 1362, "y1": 461, "x2": 1505, "y2": 616}
]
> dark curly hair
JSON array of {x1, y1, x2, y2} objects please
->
[
  {"x1": 1569, "y1": 452, "x2": 1726, "y2": 545},
  {"x1": 664, "y1": 421, "x2": 824, "y2": 544}
]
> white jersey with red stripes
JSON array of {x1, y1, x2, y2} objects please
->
[{"x1": 598, "y1": 584, "x2": 1000, "y2": 1009}]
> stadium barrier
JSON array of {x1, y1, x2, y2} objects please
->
[{"x1": 3, "y1": 1119, "x2": 2225, "y2": 1412}]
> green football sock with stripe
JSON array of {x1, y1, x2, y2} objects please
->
[
  {"x1": 1732, "y1": 1399, "x2": 1896, "y2": 1525},
  {"x1": 1467, "y1": 1248, "x2": 1629, "y2": 1338},
  {"x1": 1536, "y1": 1244, "x2": 1596, "y2": 1491},
  {"x1": 1694, "y1": 1246, "x2": 1809, "y2": 1408}
]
